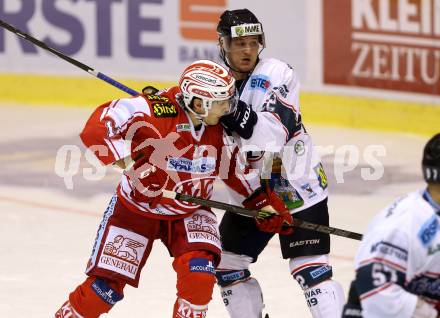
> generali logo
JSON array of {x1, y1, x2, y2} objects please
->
[
  {"x1": 97, "y1": 226, "x2": 148, "y2": 279},
  {"x1": 323, "y1": 0, "x2": 440, "y2": 95}
]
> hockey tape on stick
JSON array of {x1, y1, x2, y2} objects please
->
[
  {"x1": 162, "y1": 190, "x2": 363, "y2": 241},
  {"x1": 0, "y1": 19, "x2": 139, "y2": 96}
]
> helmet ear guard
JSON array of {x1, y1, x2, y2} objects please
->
[
  {"x1": 423, "y1": 133, "x2": 440, "y2": 183},
  {"x1": 179, "y1": 60, "x2": 236, "y2": 119}
]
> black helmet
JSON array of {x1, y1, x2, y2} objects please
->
[
  {"x1": 423, "y1": 133, "x2": 440, "y2": 183},
  {"x1": 217, "y1": 9, "x2": 261, "y2": 37},
  {"x1": 216, "y1": 9, "x2": 265, "y2": 72}
]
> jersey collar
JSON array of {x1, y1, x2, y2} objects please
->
[{"x1": 423, "y1": 188, "x2": 440, "y2": 215}]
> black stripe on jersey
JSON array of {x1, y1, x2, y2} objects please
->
[
  {"x1": 355, "y1": 261, "x2": 406, "y2": 300},
  {"x1": 262, "y1": 94, "x2": 298, "y2": 140}
]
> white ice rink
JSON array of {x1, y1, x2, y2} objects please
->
[{"x1": 0, "y1": 104, "x2": 428, "y2": 317}]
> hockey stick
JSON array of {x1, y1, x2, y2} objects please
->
[
  {"x1": 162, "y1": 190, "x2": 363, "y2": 241},
  {"x1": 0, "y1": 18, "x2": 139, "y2": 96}
]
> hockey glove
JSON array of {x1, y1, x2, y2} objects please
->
[
  {"x1": 125, "y1": 157, "x2": 168, "y2": 208},
  {"x1": 220, "y1": 100, "x2": 258, "y2": 139},
  {"x1": 242, "y1": 187, "x2": 294, "y2": 235},
  {"x1": 142, "y1": 85, "x2": 159, "y2": 95}
]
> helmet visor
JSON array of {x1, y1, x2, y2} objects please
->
[{"x1": 200, "y1": 95, "x2": 237, "y2": 118}]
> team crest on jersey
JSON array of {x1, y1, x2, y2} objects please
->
[
  {"x1": 97, "y1": 226, "x2": 148, "y2": 279},
  {"x1": 173, "y1": 177, "x2": 215, "y2": 210},
  {"x1": 153, "y1": 103, "x2": 178, "y2": 117},
  {"x1": 294, "y1": 140, "x2": 305, "y2": 156},
  {"x1": 314, "y1": 163, "x2": 328, "y2": 190}
]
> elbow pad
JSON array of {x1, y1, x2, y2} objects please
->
[{"x1": 220, "y1": 100, "x2": 258, "y2": 139}]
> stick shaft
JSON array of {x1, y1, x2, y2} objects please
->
[
  {"x1": 163, "y1": 190, "x2": 363, "y2": 241},
  {"x1": 0, "y1": 19, "x2": 139, "y2": 96}
]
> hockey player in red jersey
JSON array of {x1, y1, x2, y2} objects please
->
[{"x1": 54, "y1": 59, "x2": 293, "y2": 318}]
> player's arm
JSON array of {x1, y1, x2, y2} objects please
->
[
  {"x1": 221, "y1": 66, "x2": 300, "y2": 150},
  {"x1": 354, "y1": 229, "x2": 436, "y2": 318},
  {"x1": 218, "y1": 133, "x2": 293, "y2": 234},
  {"x1": 80, "y1": 96, "x2": 150, "y2": 166}
]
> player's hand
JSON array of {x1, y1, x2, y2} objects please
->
[
  {"x1": 242, "y1": 187, "x2": 294, "y2": 235},
  {"x1": 125, "y1": 157, "x2": 168, "y2": 208},
  {"x1": 220, "y1": 100, "x2": 258, "y2": 139}
]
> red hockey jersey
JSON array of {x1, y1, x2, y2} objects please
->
[{"x1": 80, "y1": 87, "x2": 255, "y2": 219}]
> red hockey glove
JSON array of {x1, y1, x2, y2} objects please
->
[
  {"x1": 242, "y1": 187, "x2": 294, "y2": 235},
  {"x1": 125, "y1": 157, "x2": 168, "y2": 208}
]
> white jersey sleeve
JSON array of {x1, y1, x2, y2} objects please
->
[
  {"x1": 230, "y1": 57, "x2": 327, "y2": 211},
  {"x1": 354, "y1": 190, "x2": 440, "y2": 318},
  {"x1": 238, "y1": 58, "x2": 300, "y2": 150}
]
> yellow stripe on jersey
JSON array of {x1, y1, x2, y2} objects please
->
[{"x1": 0, "y1": 73, "x2": 438, "y2": 136}]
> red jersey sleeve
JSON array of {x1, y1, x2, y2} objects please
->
[
  {"x1": 80, "y1": 95, "x2": 152, "y2": 165},
  {"x1": 219, "y1": 134, "x2": 259, "y2": 198}
]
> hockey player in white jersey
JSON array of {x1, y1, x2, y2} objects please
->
[
  {"x1": 213, "y1": 9, "x2": 345, "y2": 318},
  {"x1": 342, "y1": 133, "x2": 440, "y2": 318}
]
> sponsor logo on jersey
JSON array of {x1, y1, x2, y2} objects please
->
[
  {"x1": 176, "y1": 123, "x2": 191, "y2": 132},
  {"x1": 370, "y1": 241, "x2": 408, "y2": 261},
  {"x1": 231, "y1": 23, "x2": 262, "y2": 37},
  {"x1": 176, "y1": 299, "x2": 207, "y2": 317},
  {"x1": 91, "y1": 278, "x2": 123, "y2": 305},
  {"x1": 310, "y1": 265, "x2": 332, "y2": 279},
  {"x1": 274, "y1": 84, "x2": 290, "y2": 98},
  {"x1": 301, "y1": 183, "x2": 317, "y2": 199},
  {"x1": 407, "y1": 275, "x2": 440, "y2": 298},
  {"x1": 250, "y1": 74, "x2": 270, "y2": 92},
  {"x1": 146, "y1": 95, "x2": 169, "y2": 102},
  {"x1": 189, "y1": 258, "x2": 215, "y2": 274},
  {"x1": 167, "y1": 157, "x2": 215, "y2": 174},
  {"x1": 184, "y1": 209, "x2": 220, "y2": 248},
  {"x1": 97, "y1": 226, "x2": 148, "y2": 279},
  {"x1": 314, "y1": 163, "x2": 328, "y2": 190},
  {"x1": 418, "y1": 215, "x2": 438, "y2": 246},
  {"x1": 153, "y1": 103, "x2": 178, "y2": 117},
  {"x1": 220, "y1": 271, "x2": 247, "y2": 282}
]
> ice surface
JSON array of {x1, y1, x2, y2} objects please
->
[{"x1": 0, "y1": 104, "x2": 427, "y2": 317}]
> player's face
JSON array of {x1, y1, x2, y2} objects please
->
[
  {"x1": 204, "y1": 99, "x2": 232, "y2": 125},
  {"x1": 223, "y1": 36, "x2": 260, "y2": 74}
]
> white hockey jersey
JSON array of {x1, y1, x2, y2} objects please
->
[
  {"x1": 353, "y1": 189, "x2": 440, "y2": 318},
  {"x1": 226, "y1": 57, "x2": 328, "y2": 212}
]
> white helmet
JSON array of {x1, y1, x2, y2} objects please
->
[{"x1": 179, "y1": 59, "x2": 236, "y2": 118}]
